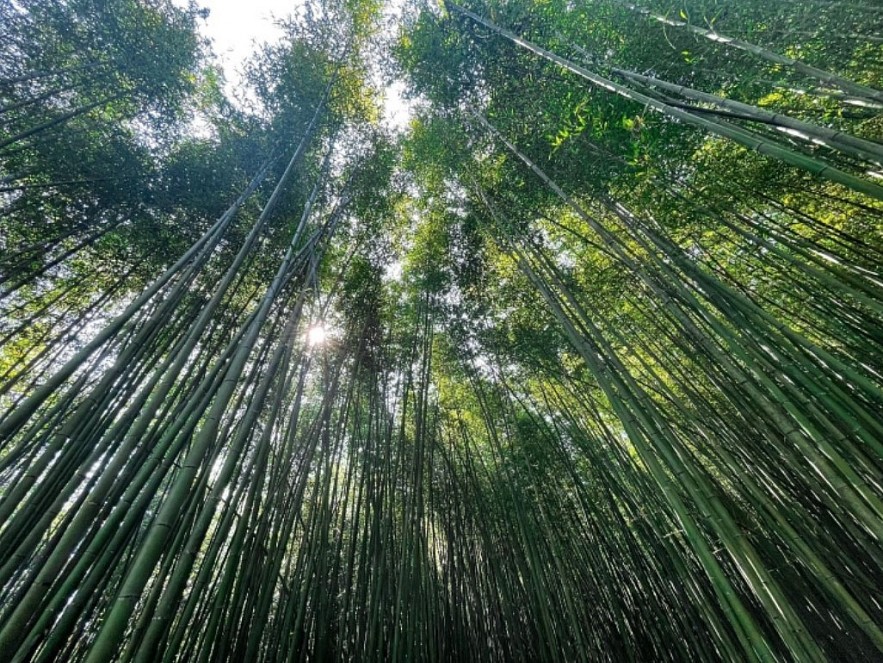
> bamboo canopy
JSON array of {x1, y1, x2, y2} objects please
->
[{"x1": 1, "y1": 0, "x2": 881, "y2": 660}]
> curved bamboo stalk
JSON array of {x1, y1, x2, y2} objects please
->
[{"x1": 446, "y1": 2, "x2": 883, "y2": 201}]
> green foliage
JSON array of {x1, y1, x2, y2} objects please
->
[{"x1": 0, "y1": 0, "x2": 882, "y2": 661}]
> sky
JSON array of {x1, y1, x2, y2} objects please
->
[
  {"x1": 182, "y1": 0, "x2": 412, "y2": 129},
  {"x1": 191, "y1": 0, "x2": 285, "y2": 89}
]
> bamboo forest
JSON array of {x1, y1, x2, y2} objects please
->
[{"x1": 1, "y1": 0, "x2": 883, "y2": 660}]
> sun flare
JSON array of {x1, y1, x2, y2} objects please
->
[{"x1": 307, "y1": 325, "x2": 327, "y2": 346}]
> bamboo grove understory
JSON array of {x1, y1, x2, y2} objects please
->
[{"x1": 1, "y1": 0, "x2": 882, "y2": 660}]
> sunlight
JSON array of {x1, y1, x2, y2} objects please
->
[{"x1": 307, "y1": 325, "x2": 327, "y2": 346}]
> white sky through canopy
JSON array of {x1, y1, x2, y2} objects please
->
[
  {"x1": 181, "y1": 0, "x2": 412, "y2": 129},
  {"x1": 194, "y1": 0, "x2": 286, "y2": 87}
]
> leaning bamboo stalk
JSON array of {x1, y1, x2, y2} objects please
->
[
  {"x1": 82, "y1": 150, "x2": 331, "y2": 662},
  {"x1": 469, "y1": 127, "x2": 880, "y2": 656},
  {"x1": 478, "y1": 110, "x2": 883, "y2": 536},
  {"x1": 612, "y1": 67, "x2": 883, "y2": 165},
  {"x1": 587, "y1": 269, "x2": 883, "y2": 650},
  {"x1": 0, "y1": 156, "x2": 275, "y2": 442},
  {"x1": 134, "y1": 285, "x2": 312, "y2": 661},
  {"x1": 15, "y1": 100, "x2": 329, "y2": 540},
  {"x1": 622, "y1": 2, "x2": 883, "y2": 106},
  {"x1": 0, "y1": 318, "x2": 249, "y2": 660},
  {"x1": 473, "y1": 184, "x2": 777, "y2": 661},
  {"x1": 527, "y1": 240, "x2": 825, "y2": 661},
  {"x1": 0, "y1": 89, "x2": 133, "y2": 151},
  {"x1": 446, "y1": 2, "x2": 883, "y2": 201}
]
